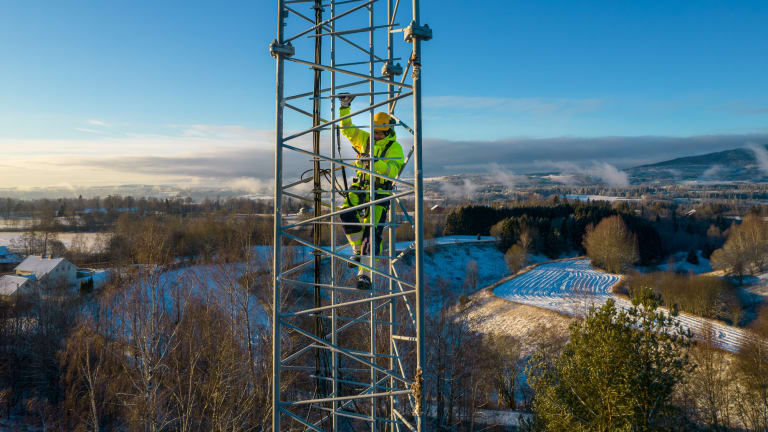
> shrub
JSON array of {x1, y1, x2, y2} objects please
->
[{"x1": 624, "y1": 272, "x2": 741, "y2": 323}]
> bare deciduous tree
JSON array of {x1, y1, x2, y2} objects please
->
[
  {"x1": 582, "y1": 215, "x2": 639, "y2": 273},
  {"x1": 504, "y1": 244, "x2": 527, "y2": 274},
  {"x1": 711, "y1": 214, "x2": 768, "y2": 282}
]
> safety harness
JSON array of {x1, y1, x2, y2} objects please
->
[{"x1": 356, "y1": 136, "x2": 396, "y2": 191}]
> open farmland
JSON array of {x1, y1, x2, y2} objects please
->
[
  {"x1": 493, "y1": 259, "x2": 748, "y2": 352},
  {"x1": 0, "y1": 231, "x2": 109, "y2": 250}
]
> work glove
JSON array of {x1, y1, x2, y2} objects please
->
[{"x1": 338, "y1": 92, "x2": 356, "y2": 108}]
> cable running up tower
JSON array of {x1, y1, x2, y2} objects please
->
[{"x1": 270, "y1": 0, "x2": 431, "y2": 430}]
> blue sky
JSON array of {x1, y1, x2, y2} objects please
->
[{"x1": 1, "y1": 0, "x2": 767, "y2": 188}]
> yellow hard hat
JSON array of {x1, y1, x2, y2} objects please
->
[{"x1": 374, "y1": 112, "x2": 392, "y2": 132}]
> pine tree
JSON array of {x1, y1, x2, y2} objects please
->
[{"x1": 526, "y1": 289, "x2": 693, "y2": 431}]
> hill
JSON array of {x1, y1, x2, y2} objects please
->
[{"x1": 628, "y1": 144, "x2": 768, "y2": 183}]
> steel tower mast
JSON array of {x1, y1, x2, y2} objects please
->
[{"x1": 270, "y1": 0, "x2": 431, "y2": 430}]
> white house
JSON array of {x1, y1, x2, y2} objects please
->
[
  {"x1": 0, "y1": 275, "x2": 36, "y2": 297},
  {"x1": 15, "y1": 256, "x2": 78, "y2": 288}
]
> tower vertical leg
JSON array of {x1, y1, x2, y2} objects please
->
[
  {"x1": 410, "y1": 1, "x2": 426, "y2": 430},
  {"x1": 368, "y1": 3, "x2": 377, "y2": 430},
  {"x1": 329, "y1": 2, "x2": 339, "y2": 429},
  {"x1": 311, "y1": 0, "x2": 325, "y2": 406},
  {"x1": 270, "y1": 3, "x2": 286, "y2": 431}
]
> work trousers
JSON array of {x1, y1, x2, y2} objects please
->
[{"x1": 339, "y1": 182, "x2": 391, "y2": 260}]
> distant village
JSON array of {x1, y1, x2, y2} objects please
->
[{"x1": 0, "y1": 246, "x2": 104, "y2": 297}]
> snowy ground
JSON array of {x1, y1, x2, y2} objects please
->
[
  {"x1": 465, "y1": 288, "x2": 573, "y2": 357},
  {"x1": 427, "y1": 405, "x2": 532, "y2": 428},
  {"x1": 492, "y1": 259, "x2": 749, "y2": 352},
  {"x1": 422, "y1": 239, "x2": 507, "y2": 292},
  {"x1": 746, "y1": 273, "x2": 768, "y2": 298},
  {"x1": 0, "y1": 231, "x2": 109, "y2": 250},
  {"x1": 565, "y1": 194, "x2": 640, "y2": 202},
  {"x1": 638, "y1": 250, "x2": 712, "y2": 275}
]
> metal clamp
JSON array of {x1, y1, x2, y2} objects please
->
[
  {"x1": 269, "y1": 40, "x2": 295, "y2": 58},
  {"x1": 404, "y1": 21, "x2": 432, "y2": 42},
  {"x1": 381, "y1": 61, "x2": 404, "y2": 77}
]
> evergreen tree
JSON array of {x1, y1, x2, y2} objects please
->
[{"x1": 526, "y1": 290, "x2": 693, "y2": 431}]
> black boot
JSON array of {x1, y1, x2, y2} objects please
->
[
  {"x1": 347, "y1": 255, "x2": 361, "y2": 268},
  {"x1": 356, "y1": 274, "x2": 371, "y2": 290}
]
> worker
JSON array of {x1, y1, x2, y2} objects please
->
[{"x1": 337, "y1": 93, "x2": 404, "y2": 290}]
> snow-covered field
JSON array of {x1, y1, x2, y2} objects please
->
[
  {"x1": 0, "y1": 218, "x2": 35, "y2": 229},
  {"x1": 0, "y1": 231, "x2": 109, "y2": 250},
  {"x1": 494, "y1": 259, "x2": 619, "y2": 315},
  {"x1": 493, "y1": 259, "x2": 748, "y2": 352},
  {"x1": 565, "y1": 194, "x2": 640, "y2": 202}
]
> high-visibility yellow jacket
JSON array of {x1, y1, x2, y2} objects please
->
[{"x1": 340, "y1": 106, "x2": 404, "y2": 187}]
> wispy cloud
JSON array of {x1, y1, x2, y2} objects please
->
[
  {"x1": 169, "y1": 124, "x2": 264, "y2": 139},
  {"x1": 745, "y1": 107, "x2": 768, "y2": 114},
  {"x1": 718, "y1": 100, "x2": 768, "y2": 115},
  {"x1": 439, "y1": 178, "x2": 481, "y2": 199},
  {"x1": 701, "y1": 164, "x2": 724, "y2": 179},
  {"x1": 747, "y1": 142, "x2": 768, "y2": 174},
  {"x1": 488, "y1": 163, "x2": 526, "y2": 187},
  {"x1": 424, "y1": 96, "x2": 605, "y2": 115},
  {"x1": 75, "y1": 127, "x2": 103, "y2": 134},
  {"x1": 436, "y1": 164, "x2": 525, "y2": 199},
  {"x1": 534, "y1": 161, "x2": 629, "y2": 187},
  {"x1": 87, "y1": 119, "x2": 110, "y2": 127}
]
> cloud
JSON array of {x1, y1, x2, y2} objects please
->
[
  {"x1": 0, "y1": 123, "x2": 284, "y2": 188},
  {"x1": 590, "y1": 162, "x2": 630, "y2": 187},
  {"x1": 434, "y1": 164, "x2": 525, "y2": 198},
  {"x1": 224, "y1": 177, "x2": 271, "y2": 194},
  {"x1": 5, "y1": 123, "x2": 768, "y2": 191},
  {"x1": 439, "y1": 178, "x2": 481, "y2": 199},
  {"x1": 747, "y1": 142, "x2": 768, "y2": 174},
  {"x1": 488, "y1": 163, "x2": 526, "y2": 187},
  {"x1": 534, "y1": 161, "x2": 629, "y2": 187},
  {"x1": 50, "y1": 182, "x2": 77, "y2": 191},
  {"x1": 745, "y1": 108, "x2": 768, "y2": 114},
  {"x1": 87, "y1": 119, "x2": 110, "y2": 127},
  {"x1": 701, "y1": 164, "x2": 725, "y2": 179},
  {"x1": 423, "y1": 96, "x2": 605, "y2": 115},
  {"x1": 75, "y1": 149, "x2": 277, "y2": 179},
  {"x1": 75, "y1": 127, "x2": 103, "y2": 134},
  {"x1": 545, "y1": 174, "x2": 577, "y2": 184},
  {"x1": 171, "y1": 124, "x2": 264, "y2": 139},
  {"x1": 423, "y1": 133, "x2": 768, "y2": 176}
]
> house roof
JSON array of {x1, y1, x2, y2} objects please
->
[
  {"x1": 0, "y1": 246, "x2": 22, "y2": 264},
  {"x1": 0, "y1": 275, "x2": 33, "y2": 296},
  {"x1": 15, "y1": 256, "x2": 69, "y2": 279}
]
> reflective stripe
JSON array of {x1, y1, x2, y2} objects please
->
[{"x1": 346, "y1": 231, "x2": 364, "y2": 246}]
